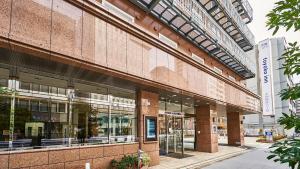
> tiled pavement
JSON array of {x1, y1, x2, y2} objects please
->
[
  {"x1": 150, "y1": 137, "x2": 272, "y2": 169},
  {"x1": 150, "y1": 146, "x2": 249, "y2": 169}
]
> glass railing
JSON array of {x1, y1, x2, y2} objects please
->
[
  {"x1": 173, "y1": 0, "x2": 255, "y2": 73},
  {"x1": 216, "y1": 0, "x2": 255, "y2": 45},
  {"x1": 241, "y1": 0, "x2": 253, "y2": 21}
]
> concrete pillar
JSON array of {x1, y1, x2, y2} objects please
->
[
  {"x1": 137, "y1": 90, "x2": 159, "y2": 166},
  {"x1": 195, "y1": 105, "x2": 218, "y2": 153},
  {"x1": 227, "y1": 111, "x2": 244, "y2": 146}
]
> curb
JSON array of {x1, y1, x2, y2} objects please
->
[{"x1": 178, "y1": 149, "x2": 251, "y2": 169}]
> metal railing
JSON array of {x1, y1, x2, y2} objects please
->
[
  {"x1": 216, "y1": 0, "x2": 255, "y2": 45},
  {"x1": 173, "y1": 0, "x2": 255, "y2": 73},
  {"x1": 241, "y1": 0, "x2": 253, "y2": 21}
]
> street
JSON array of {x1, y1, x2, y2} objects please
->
[{"x1": 203, "y1": 147, "x2": 288, "y2": 169}]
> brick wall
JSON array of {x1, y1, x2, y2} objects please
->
[{"x1": 0, "y1": 143, "x2": 139, "y2": 169}]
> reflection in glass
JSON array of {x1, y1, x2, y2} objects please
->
[
  {"x1": 72, "y1": 103, "x2": 109, "y2": 144},
  {"x1": 110, "y1": 106, "x2": 136, "y2": 143},
  {"x1": 14, "y1": 98, "x2": 69, "y2": 148},
  {"x1": 0, "y1": 97, "x2": 10, "y2": 150}
]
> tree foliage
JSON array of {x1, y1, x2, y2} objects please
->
[{"x1": 266, "y1": 0, "x2": 300, "y2": 169}]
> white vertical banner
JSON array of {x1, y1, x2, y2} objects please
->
[{"x1": 258, "y1": 39, "x2": 274, "y2": 115}]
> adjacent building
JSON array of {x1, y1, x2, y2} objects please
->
[
  {"x1": 244, "y1": 37, "x2": 296, "y2": 136},
  {"x1": 0, "y1": 0, "x2": 259, "y2": 168},
  {"x1": 296, "y1": 96, "x2": 300, "y2": 117}
]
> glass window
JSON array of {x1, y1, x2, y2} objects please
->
[
  {"x1": 0, "y1": 79, "x2": 7, "y2": 87},
  {"x1": 32, "y1": 84, "x2": 40, "y2": 92},
  {"x1": 14, "y1": 98, "x2": 69, "y2": 149},
  {"x1": 31, "y1": 101, "x2": 39, "y2": 112},
  {"x1": 40, "y1": 85, "x2": 49, "y2": 93},
  {"x1": 58, "y1": 103, "x2": 66, "y2": 113},
  {"x1": 40, "y1": 101, "x2": 48, "y2": 112},
  {"x1": 19, "y1": 81, "x2": 30, "y2": 91},
  {"x1": 58, "y1": 88, "x2": 66, "y2": 95},
  {"x1": 72, "y1": 103, "x2": 109, "y2": 145},
  {"x1": 75, "y1": 90, "x2": 90, "y2": 98},
  {"x1": 51, "y1": 103, "x2": 57, "y2": 113},
  {"x1": 0, "y1": 97, "x2": 10, "y2": 150},
  {"x1": 110, "y1": 106, "x2": 136, "y2": 143},
  {"x1": 17, "y1": 99, "x2": 29, "y2": 110},
  {"x1": 50, "y1": 87, "x2": 58, "y2": 95}
]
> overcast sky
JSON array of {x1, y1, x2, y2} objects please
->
[{"x1": 247, "y1": 0, "x2": 300, "y2": 83}]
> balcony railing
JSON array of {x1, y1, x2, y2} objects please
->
[
  {"x1": 129, "y1": 0, "x2": 255, "y2": 78},
  {"x1": 198, "y1": 0, "x2": 254, "y2": 51},
  {"x1": 232, "y1": 0, "x2": 253, "y2": 24}
]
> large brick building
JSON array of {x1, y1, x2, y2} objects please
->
[{"x1": 0, "y1": 0, "x2": 260, "y2": 168}]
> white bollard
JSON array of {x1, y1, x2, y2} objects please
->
[{"x1": 85, "y1": 162, "x2": 90, "y2": 169}]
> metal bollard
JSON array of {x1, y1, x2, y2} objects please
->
[{"x1": 138, "y1": 149, "x2": 144, "y2": 169}]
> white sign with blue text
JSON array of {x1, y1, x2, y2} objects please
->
[{"x1": 258, "y1": 39, "x2": 275, "y2": 116}]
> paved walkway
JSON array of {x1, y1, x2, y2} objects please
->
[
  {"x1": 202, "y1": 148, "x2": 288, "y2": 169},
  {"x1": 150, "y1": 137, "x2": 272, "y2": 169},
  {"x1": 150, "y1": 146, "x2": 249, "y2": 169}
]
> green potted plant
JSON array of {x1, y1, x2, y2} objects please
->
[
  {"x1": 140, "y1": 153, "x2": 151, "y2": 169},
  {"x1": 111, "y1": 152, "x2": 151, "y2": 169}
]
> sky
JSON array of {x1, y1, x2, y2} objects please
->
[{"x1": 247, "y1": 0, "x2": 300, "y2": 83}]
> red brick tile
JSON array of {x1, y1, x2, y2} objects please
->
[
  {"x1": 9, "y1": 151, "x2": 48, "y2": 168},
  {"x1": 79, "y1": 146, "x2": 103, "y2": 160},
  {"x1": 49, "y1": 148, "x2": 79, "y2": 164},
  {"x1": 0, "y1": 154, "x2": 8, "y2": 169}
]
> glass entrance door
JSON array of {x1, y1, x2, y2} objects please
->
[
  {"x1": 167, "y1": 115, "x2": 183, "y2": 154},
  {"x1": 159, "y1": 114, "x2": 183, "y2": 155}
]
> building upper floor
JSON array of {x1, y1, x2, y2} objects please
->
[
  {"x1": 129, "y1": 0, "x2": 255, "y2": 79},
  {"x1": 0, "y1": 0, "x2": 260, "y2": 113}
]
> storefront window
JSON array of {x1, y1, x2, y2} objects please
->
[
  {"x1": 72, "y1": 103, "x2": 109, "y2": 144},
  {"x1": 110, "y1": 106, "x2": 136, "y2": 143},
  {"x1": 0, "y1": 97, "x2": 10, "y2": 150},
  {"x1": 0, "y1": 72, "x2": 137, "y2": 151},
  {"x1": 14, "y1": 98, "x2": 69, "y2": 148}
]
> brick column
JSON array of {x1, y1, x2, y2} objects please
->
[
  {"x1": 137, "y1": 90, "x2": 159, "y2": 166},
  {"x1": 227, "y1": 112, "x2": 244, "y2": 146},
  {"x1": 195, "y1": 105, "x2": 218, "y2": 153}
]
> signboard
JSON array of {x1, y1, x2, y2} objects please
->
[
  {"x1": 159, "y1": 111, "x2": 184, "y2": 117},
  {"x1": 258, "y1": 39, "x2": 275, "y2": 115},
  {"x1": 145, "y1": 116, "x2": 157, "y2": 141},
  {"x1": 265, "y1": 131, "x2": 273, "y2": 142}
]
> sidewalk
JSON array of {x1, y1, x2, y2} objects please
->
[
  {"x1": 150, "y1": 146, "x2": 250, "y2": 169},
  {"x1": 150, "y1": 137, "x2": 272, "y2": 169}
]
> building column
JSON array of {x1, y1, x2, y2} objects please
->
[
  {"x1": 195, "y1": 105, "x2": 218, "y2": 153},
  {"x1": 137, "y1": 90, "x2": 159, "y2": 166},
  {"x1": 227, "y1": 111, "x2": 244, "y2": 146}
]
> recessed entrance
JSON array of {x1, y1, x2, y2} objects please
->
[{"x1": 158, "y1": 95, "x2": 195, "y2": 156}]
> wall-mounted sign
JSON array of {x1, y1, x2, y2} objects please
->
[
  {"x1": 159, "y1": 111, "x2": 184, "y2": 117},
  {"x1": 258, "y1": 39, "x2": 275, "y2": 116},
  {"x1": 145, "y1": 116, "x2": 157, "y2": 141}
]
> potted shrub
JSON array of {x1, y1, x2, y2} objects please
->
[
  {"x1": 140, "y1": 153, "x2": 150, "y2": 169},
  {"x1": 111, "y1": 153, "x2": 151, "y2": 169}
]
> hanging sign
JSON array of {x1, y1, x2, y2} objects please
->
[{"x1": 258, "y1": 39, "x2": 275, "y2": 116}]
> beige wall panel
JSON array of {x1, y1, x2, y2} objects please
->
[
  {"x1": 187, "y1": 65, "x2": 198, "y2": 93},
  {"x1": 126, "y1": 34, "x2": 143, "y2": 77},
  {"x1": 171, "y1": 57, "x2": 188, "y2": 89},
  {"x1": 167, "y1": 54, "x2": 179, "y2": 88},
  {"x1": 0, "y1": 0, "x2": 12, "y2": 38},
  {"x1": 107, "y1": 23, "x2": 127, "y2": 72},
  {"x1": 94, "y1": 18, "x2": 107, "y2": 67},
  {"x1": 51, "y1": 0, "x2": 82, "y2": 59},
  {"x1": 156, "y1": 49, "x2": 169, "y2": 85},
  {"x1": 142, "y1": 42, "x2": 157, "y2": 81},
  {"x1": 82, "y1": 11, "x2": 95, "y2": 63},
  {"x1": 10, "y1": 0, "x2": 52, "y2": 49}
]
